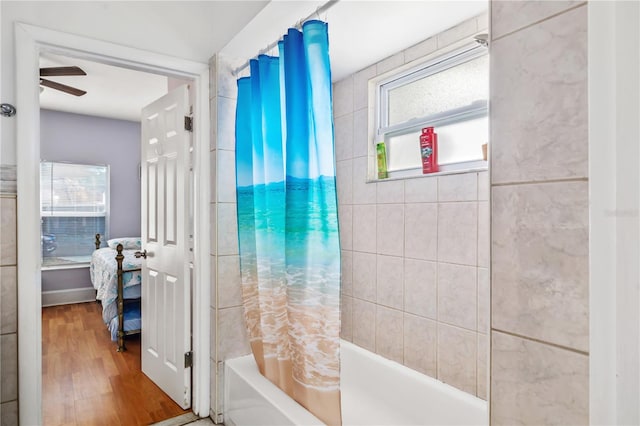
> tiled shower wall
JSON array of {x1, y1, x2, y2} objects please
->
[
  {"x1": 333, "y1": 13, "x2": 489, "y2": 400},
  {"x1": 209, "y1": 54, "x2": 252, "y2": 423},
  {"x1": 489, "y1": 1, "x2": 589, "y2": 424},
  {"x1": 1, "y1": 166, "x2": 18, "y2": 425}
]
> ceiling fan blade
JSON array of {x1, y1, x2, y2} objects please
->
[
  {"x1": 40, "y1": 78, "x2": 87, "y2": 97},
  {"x1": 40, "y1": 66, "x2": 86, "y2": 77}
]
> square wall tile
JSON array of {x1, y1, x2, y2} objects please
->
[
  {"x1": 1, "y1": 333, "x2": 17, "y2": 402},
  {"x1": 477, "y1": 171, "x2": 489, "y2": 201},
  {"x1": 438, "y1": 173, "x2": 477, "y2": 202},
  {"x1": 209, "y1": 55, "x2": 217, "y2": 96},
  {"x1": 352, "y1": 157, "x2": 376, "y2": 205},
  {"x1": 210, "y1": 151, "x2": 217, "y2": 203},
  {"x1": 353, "y1": 108, "x2": 369, "y2": 158},
  {"x1": 1, "y1": 266, "x2": 17, "y2": 334},
  {"x1": 336, "y1": 160, "x2": 353, "y2": 206},
  {"x1": 341, "y1": 250, "x2": 353, "y2": 296},
  {"x1": 1, "y1": 400, "x2": 18, "y2": 426},
  {"x1": 334, "y1": 113, "x2": 354, "y2": 162},
  {"x1": 210, "y1": 96, "x2": 217, "y2": 147},
  {"x1": 216, "y1": 306, "x2": 250, "y2": 361},
  {"x1": 491, "y1": 331, "x2": 588, "y2": 425},
  {"x1": 437, "y1": 17, "x2": 478, "y2": 49},
  {"x1": 404, "y1": 259, "x2": 437, "y2": 320},
  {"x1": 217, "y1": 150, "x2": 236, "y2": 203},
  {"x1": 210, "y1": 255, "x2": 217, "y2": 309},
  {"x1": 352, "y1": 252, "x2": 376, "y2": 303},
  {"x1": 404, "y1": 36, "x2": 438, "y2": 64},
  {"x1": 438, "y1": 263, "x2": 477, "y2": 331},
  {"x1": 375, "y1": 306, "x2": 403, "y2": 363},
  {"x1": 492, "y1": 181, "x2": 588, "y2": 352},
  {"x1": 405, "y1": 177, "x2": 437, "y2": 203},
  {"x1": 354, "y1": 65, "x2": 376, "y2": 111},
  {"x1": 376, "y1": 204, "x2": 404, "y2": 257},
  {"x1": 477, "y1": 268, "x2": 489, "y2": 334},
  {"x1": 217, "y1": 203, "x2": 239, "y2": 256},
  {"x1": 217, "y1": 54, "x2": 240, "y2": 100},
  {"x1": 437, "y1": 324, "x2": 476, "y2": 395},
  {"x1": 403, "y1": 314, "x2": 437, "y2": 377},
  {"x1": 491, "y1": 6, "x2": 587, "y2": 184},
  {"x1": 352, "y1": 204, "x2": 376, "y2": 254},
  {"x1": 217, "y1": 255, "x2": 242, "y2": 309},
  {"x1": 352, "y1": 299, "x2": 376, "y2": 352},
  {"x1": 210, "y1": 203, "x2": 217, "y2": 256},
  {"x1": 341, "y1": 295, "x2": 353, "y2": 341},
  {"x1": 376, "y1": 255, "x2": 404, "y2": 310},
  {"x1": 491, "y1": 0, "x2": 584, "y2": 40},
  {"x1": 477, "y1": 201, "x2": 490, "y2": 268},
  {"x1": 338, "y1": 204, "x2": 353, "y2": 251},
  {"x1": 217, "y1": 96, "x2": 237, "y2": 151},
  {"x1": 377, "y1": 52, "x2": 405, "y2": 76},
  {"x1": 377, "y1": 180, "x2": 404, "y2": 204},
  {"x1": 476, "y1": 11, "x2": 488, "y2": 32},
  {"x1": 333, "y1": 77, "x2": 354, "y2": 118},
  {"x1": 404, "y1": 203, "x2": 437, "y2": 261},
  {"x1": 0, "y1": 198, "x2": 16, "y2": 266},
  {"x1": 438, "y1": 202, "x2": 478, "y2": 266},
  {"x1": 477, "y1": 334, "x2": 488, "y2": 400}
]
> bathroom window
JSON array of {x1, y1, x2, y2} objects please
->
[
  {"x1": 376, "y1": 43, "x2": 489, "y2": 176},
  {"x1": 40, "y1": 161, "x2": 109, "y2": 268}
]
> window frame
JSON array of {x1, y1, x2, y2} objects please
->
[
  {"x1": 40, "y1": 160, "x2": 111, "y2": 269},
  {"x1": 375, "y1": 42, "x2": 489, "y2": 175}
]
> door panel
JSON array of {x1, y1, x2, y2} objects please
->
[{"x1": 140, "y1": 85, "x2": 191, "y2": 409}]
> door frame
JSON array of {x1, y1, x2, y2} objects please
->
[
  {"x1": 15, "y1": 23, "x2": 211, "y2": 425},
  {"x1": 589, "y1": 0, "x2": 640, "y2": 423}
]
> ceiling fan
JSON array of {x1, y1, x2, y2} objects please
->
[{"x1": 40, "y1": 66, "x2": 87, "y2": 97}]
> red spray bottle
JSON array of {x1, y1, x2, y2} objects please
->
[{"x1": 420, "y1": 127, "x2": 439, "y2": 174}]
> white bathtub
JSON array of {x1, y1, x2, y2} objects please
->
[{"x1": 224, "y1": 340, "x2": 488, "y2": 426}]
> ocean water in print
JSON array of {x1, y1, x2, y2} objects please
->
[{"x1": 235, "y1": 20, "x2": 341, "y2": 425}]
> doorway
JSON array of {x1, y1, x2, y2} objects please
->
[
  {"x1": 38, "y1": 51, "x2": 189, "y2": 423},
  {"x1": 15, "y1": 23, "x2": 211, "y2": 425}
]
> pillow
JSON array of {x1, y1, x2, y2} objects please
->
[{"x1": 107, "y1": 237, "x2": 142, "y2": 250}]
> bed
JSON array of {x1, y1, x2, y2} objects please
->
[{"x1": 90, "y1": 234, "x2": 142, "y2": 352}]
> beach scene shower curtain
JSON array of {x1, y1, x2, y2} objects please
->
[{"x1": 235, "y1": 21, "x2": 341, "y2": 426}]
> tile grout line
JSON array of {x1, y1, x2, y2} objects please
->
[
  {"x1": 491, "y1": 2, "x2": 588, "y2": 43},
  {"x1": 492, "y1": 177, "x2": 588, "y2": 187},
  {"x1": 492, "y1": 328, "x2": 589, "y2": 356}
]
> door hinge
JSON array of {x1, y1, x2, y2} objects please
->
[
  {"x1": 184, "y1": 116, "x2": 193, "y2": 132},
  {"x1": 184, "y1": 351, "x2": 193, "y2": 368}
]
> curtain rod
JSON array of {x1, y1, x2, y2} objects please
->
[{"x1": 231, "y1": 0, "x2": 340, "y2": 77}]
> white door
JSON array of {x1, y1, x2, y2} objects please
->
[{"x1": 140, "y1": 85, "x2": 192, "y2": 409}]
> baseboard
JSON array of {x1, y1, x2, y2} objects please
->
[{"x1": 42, "y1": 287, "x2": 97, "y2": 307}]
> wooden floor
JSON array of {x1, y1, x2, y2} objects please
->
[{"x1": 42, "y1": 302, "x2": 188, "y2": 425}]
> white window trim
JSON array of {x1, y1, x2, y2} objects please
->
[
  {"x1": 373, "y1": 42, "x2": 489, "y2": 178},
  {"x1": 376, "y1": 42, "x2": 488, "y2": 137}
]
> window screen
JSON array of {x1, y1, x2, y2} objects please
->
[{"x1": 40, "y1": 162, "x2": 109, "y2": 267}]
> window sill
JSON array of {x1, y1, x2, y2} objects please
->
[
  {"x1": 370, "y1": 162, "x2": 488, "y2": 183},
  {"x1": 42, "y1": 262, "x2": 90, "y2": 272}
]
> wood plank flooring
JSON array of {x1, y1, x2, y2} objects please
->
[{"x1": 43, "y1": 302, "x2": 188, "y2": 425}]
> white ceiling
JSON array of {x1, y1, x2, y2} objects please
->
[
  {"x1": 223, "y1": 0, "x2": 488, "y2": 81},
  {"x1": 39, "y1": 53, "x2": 170, "y2": 122},
  {"x1": 40, "y1": 0, "x2": 487, "y2": 122}
]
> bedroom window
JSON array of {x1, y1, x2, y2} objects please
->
[
  {"x1": 376, "y1": 42, "x2": 488, "y2": 176},
  {"x1": 40, "y1": 161, "x2": 109, "y2": 269}
]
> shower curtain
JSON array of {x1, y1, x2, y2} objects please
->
[{"x1": 235, "y1": 21, "x2": 341, "y2": 426}]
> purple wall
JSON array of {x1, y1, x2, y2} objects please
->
[{"x1": 41, "y1": 109, "x2": 141, "y2": 292}]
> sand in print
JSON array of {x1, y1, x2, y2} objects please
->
[{"x1": 235, "y1": 21, "x2": 341, "y2": 426}]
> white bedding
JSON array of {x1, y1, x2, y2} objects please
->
[{"x1": 90, "y1": 247, "x2": 142, "y2": 327}]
